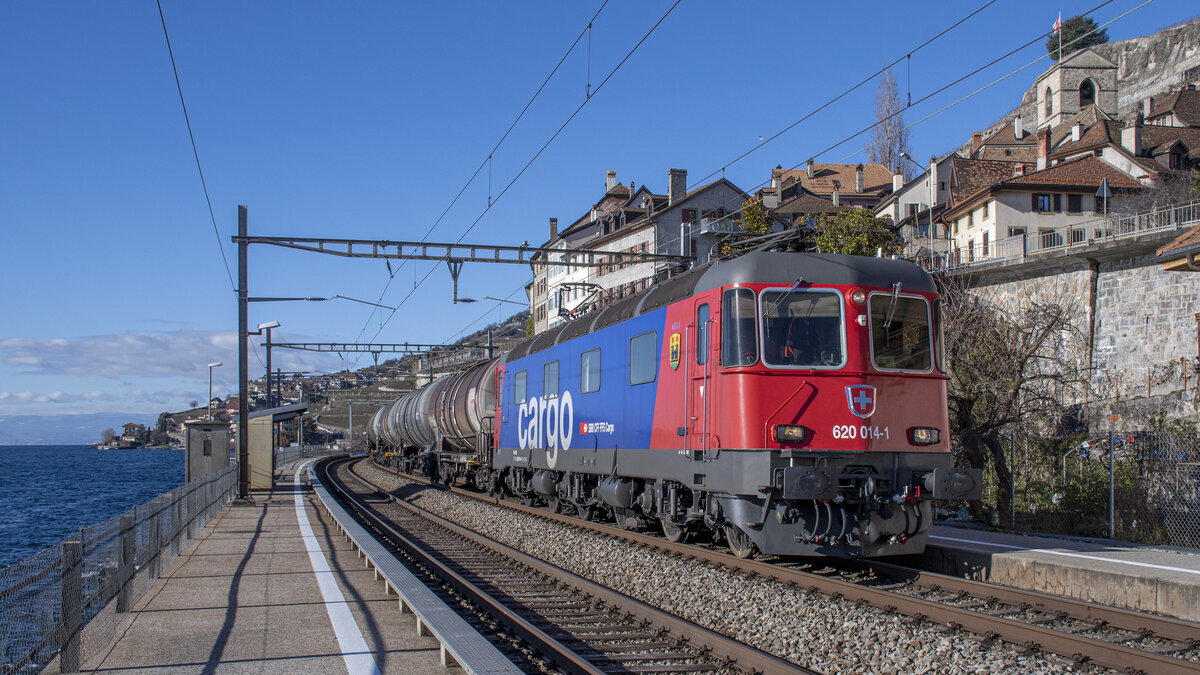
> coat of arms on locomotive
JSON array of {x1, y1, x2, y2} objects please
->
[
  {"x1": 669, "y1": 332, "x2": 681, "y2": 370},
  {"x1": 846, "y1": 385, "x2": 876, "y2": 418}
]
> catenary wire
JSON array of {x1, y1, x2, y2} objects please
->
[
  {"x1": 347, "y1": 1, "x2": 611, "y2": 351},
  {"x1": 155, "y1": 0, "x2": 236, "y2": 293},
  {"x1": 353, "y1": 0, "x2": 682, "y2": 362}
]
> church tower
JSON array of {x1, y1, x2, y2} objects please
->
[{"x1": 1033, "y1": 48, "x2": 1118, "y2": 129}]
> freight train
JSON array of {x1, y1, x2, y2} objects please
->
[{"x1": 368, "y1": 245, "x2": 982, "y2": 558}]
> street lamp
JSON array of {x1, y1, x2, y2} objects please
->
[
  {"x1": 257, "y1": 321, "x2": 280, "y2": 408},
  {"x1": 207, "y1": 362, "x2": 222, "y2": 419}
]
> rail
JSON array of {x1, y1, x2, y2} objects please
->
[
  {"x1": 308, "y1": 457, "x2": 520, "y2": 673},
  {"x1": 0, "y1": 463, "x2": 237, "y2": 674}
]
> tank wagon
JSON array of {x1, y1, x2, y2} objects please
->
[{"x1": 369, "y1": 249, "x2": 982, "y2": 558}]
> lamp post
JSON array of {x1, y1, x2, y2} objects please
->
[
  {"x1": 207, "y1": 362, "x2": 222, "y2": 419},
  {"x1": 258, "y1": 321, "x2": 280, "y2": 409}
]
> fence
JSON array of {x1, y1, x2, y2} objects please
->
[
  {"x1": 965, "y1": 431, "x2": 1200, "y2": 547},
  {"x1": 907, "y1": 199, "x2": 1200, "y2": 271},
  {"x1": 274, "y1": 444, "x2": 336, "y2": 466},
  {"x1": 0, "y1": 463, "x2": 237, "y2": 674}
]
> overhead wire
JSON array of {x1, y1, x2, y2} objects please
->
[
  {"x1": 354, "y1": 0, "x2": 682, "y2": 361},
  {"x1": 347, "y1": 0, "x2": 611, "y2": 353},
  {"x1": 154, "y1": 0, "x2": 236, "y2": 293},
  {"x1": 649, "y1": 0, "x2": 1130, "y2": 255}
]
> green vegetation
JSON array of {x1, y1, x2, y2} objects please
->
[{"x1": 1046, "y1": 15, "x2": 1109, "y2": 60}]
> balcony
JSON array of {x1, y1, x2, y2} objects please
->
[{"x1": 698, "y1": 216, "x2": 743, "y2": 235}]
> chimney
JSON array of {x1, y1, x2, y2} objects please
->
[
  {"x1": 806, "y1": 158, "x2": 815, "y2": 179},
  {"x1": 1121, "y1": 113, "x2": 1143, "y2": 155},
  {"x1": 972, "y1": 131, "x2": 982, "y2": 155},
  {"x1": 892, "y1": 169, "x2": 904, "y2": 192},
  {"x1": 855, "y1": 164, "x2": 864, "y2": 193},
  {"x1": 606, "y1": 170, "x2": 617, "y2": 191},
  {"x1": 1036, "y1": 127, "x2": 1051, "y2": 171},
  {"x1": 771, "y1": 165, "x2": 783, "y2": 189},
  {"x1": 549, "y1": 217, "x2": 558, "y2": 241},
  {"x1": 831, "y1": 179, "x2": 841, "y2": 207},
  {"x1": 668, "y1": 168, "x2": 687, "y2": 206},
  {"x1": 1071, "y1": 122, "x2": 1083, "y2": 142},
  {"x1": 1013, "y1": 115, "x2": 1024, "y2": 140},
  {"x1": 1142, "y1": 96, "x2": 1154, "y2": 117}
]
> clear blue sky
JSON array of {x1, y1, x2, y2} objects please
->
[{"x1": 1, "y1": 0, "x2": 1194, "y2": 418}]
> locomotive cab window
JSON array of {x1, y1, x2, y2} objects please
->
[
  {"x1": 932, "y1": 299, "x2": 946, "y2": 373},
  {"x1": 629, "y1": 331, "x2": 658, "y2": 385},
  {"x1": 581, "y1": 349, "x2": 600, "y2": 393},
  {"x1": 544, "y1": 361, "x2": 558, "y2": 398},
  {"x1": 721, "y1": 288, "x2": 758, "y2": 367},
  {"x1": 868, "y1": 293, "x2": 932, "y2": 371},
  {"x1": 761, "y1": 289, "x2": 844, "y2": 368},
  {"x1": 514, "y1": 370, "x2": 527, "y2": 404}
]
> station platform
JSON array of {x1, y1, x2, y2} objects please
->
[
  {"x1": 61, "y1": 458, "x2": 457, "y2": 674},
  {"x1": 919, "y1": 523, "x2": 1200, "y2": 622}
]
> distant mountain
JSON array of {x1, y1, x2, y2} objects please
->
[{"x1": 0, "y1": 413, "x2": 157, "y2": 446}]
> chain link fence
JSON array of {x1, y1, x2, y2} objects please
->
[
  {"x1": 962, "y1": 431, "x2": 1200, "y2": 547},
  {"x1": 0, "y1": 463, "x2": 237, "y2": 674}
]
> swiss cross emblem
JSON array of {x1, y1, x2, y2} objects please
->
[{"x1": 846, "y1": 385, "x2": 876, "y2": 419}]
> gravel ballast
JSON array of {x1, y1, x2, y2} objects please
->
[{"x1": 355, "y1": 461, "x2": 1107, "y2": 675}]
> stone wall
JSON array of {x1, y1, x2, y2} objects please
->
[{"x1": 963, "y1": 248, "x2": 1199, "y2": 429}]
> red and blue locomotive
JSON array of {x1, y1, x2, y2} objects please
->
[{"x1": 369, "y1": 249, "x2": 981, "y2": 558}]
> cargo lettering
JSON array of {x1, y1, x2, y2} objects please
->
[{"x1": 517, "y1": 391, "x2": 574, "y2": 468}]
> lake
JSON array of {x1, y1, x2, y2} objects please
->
[{"x1": 0, "y1": 445, "x2": 184, "y2": 570}]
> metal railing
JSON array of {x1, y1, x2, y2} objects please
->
[
  {"x1": 0, "y1": 464, "x2": 237, "y2": 674},
  {"x1": 910, "y1": 200, "x2": 1200, "y2": 271},
  {"x1": 274, "y1": 444, "x2": 336, "y2": 467}
]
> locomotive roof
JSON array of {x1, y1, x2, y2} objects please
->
[{"x1": 508, "y1": 251, "x2": 935, "y2": 361}]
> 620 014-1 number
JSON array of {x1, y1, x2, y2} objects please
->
[{"x1": 831, "y1": 425, "x2": 889, "y2": 440}]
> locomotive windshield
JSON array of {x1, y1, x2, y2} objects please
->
[
  {"x1": 761, "y1": 289, "x2": 845, "y2": 368},
  {"x1": 868, "y1": 293, "x2": 932, "y2": 371},
  {"x1": 721, "y1": 288, "x2": 758, "y2": 367}
]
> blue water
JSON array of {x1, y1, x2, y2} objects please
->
[{"x1": 0, "y1": 445, "x2": 184, "y2": 570}]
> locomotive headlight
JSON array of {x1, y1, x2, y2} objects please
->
[
  {"x1": 850, "y1": 289, "x2": 866, "y2": 306},
  {"x1": 774, "y1": 425, "x2": 807, "y2": 443},
  {"x1": 908, "y1": 427, "x2": 940, "y2": 446}
]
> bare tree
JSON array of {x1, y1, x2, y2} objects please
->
[
  {"x1": 869, "y1": 67, "x2": 913, "y2": 179},
  {"x1": 101, "y1": 428, "x2": 116, "y2": 444},
  {"x1": 941, "y1": 281, "x2": 1092, "y2": 518},
  {"x1": 1114, "y1": 171, "x2": 1195, "y2": 215}
]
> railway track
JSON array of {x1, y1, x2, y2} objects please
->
[
  {"x1": 317, "y1": 456, "x2": 817, "y2": 674},
  {"x1": 371, "y1": 459, "x2": 1200, "y2": 675}
]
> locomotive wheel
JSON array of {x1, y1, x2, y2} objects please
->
[
  {"x1": 573, "y1": 504, "x2": 594, "y2": 521},
  {"x1": 724, "y1": 525, "x2": 758, "y2": 559},
  {"x1": 546, "y1": 496, "x2": 563, "y2": 513},
  {"x1": 522, "y1": 494, "x2": 537, "y2": 507},
  {"x1": 660, "y1": 518, "x2": 685, "y2": 543}
]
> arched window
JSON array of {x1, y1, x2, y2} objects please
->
[
  {"x1": 1044, "y1": 87, "x2": 1053, "y2": 117},
  {"x1": 1079, "y1": 79, "x2": 1095, "y2": 107}
]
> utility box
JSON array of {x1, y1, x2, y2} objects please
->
[{"x1": 184, "y1": 421, "x2": 230, "y2": 482}]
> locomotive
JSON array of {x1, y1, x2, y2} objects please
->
[{"x1": 369, "y1": 246, "x2": 982, "y2": 558}]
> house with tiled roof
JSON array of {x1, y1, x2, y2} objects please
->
[
  {"x1": 941, "y1": 155, "x2": 1144, "y2": 264},
  {"x1": 1156, "y1": 219, "x2": 1200, "y2": 271},
  {"x1": 530, "y1": 169, "x2": 758, "y2": 334},
  {"x1": 763, "y1": 161, "x2": 893, "y2": 211},
  {"x1": 1145, "y1": 86, "x2": 1200, "y2": 128}
]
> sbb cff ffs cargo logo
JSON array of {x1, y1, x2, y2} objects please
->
[{"x1": 846, "y1": 385, "x2": 876, "y2": 418}]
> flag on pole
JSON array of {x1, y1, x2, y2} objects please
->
[{"x1": 1052, "y1": 12, "x2": 1062, "y2": 34}]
